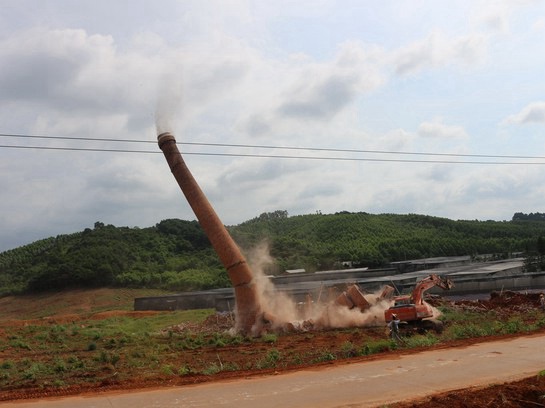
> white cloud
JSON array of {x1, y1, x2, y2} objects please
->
[
  {"x1": 417, "y1": 121, "x2": 469, "y2": 139},
  {"x1": 503, "y1": 102, "x2": 545, "y2": 125},
  {"x1": 533, "y1": 17, "x2": 545, "y2": 31},
  {"x1": 392, "y1": 31, "x2": 487, "y2": 76},
  {"x1": 0, "y1": 28, "x2": 162, "y2": 129},
  {"x1": 258, "y1": 41, "x2": 386, "y2": 123},
  {"x1": 472, "y1": 3, "x2": 511, "y2": 33}
]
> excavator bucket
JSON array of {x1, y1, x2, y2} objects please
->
[{"x1": 439, "y1": 276, "x2": 454, "y2": 290}]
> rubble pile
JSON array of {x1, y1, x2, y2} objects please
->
[
  {"x1": 164, "y1": 312, "x2": 235, "y2": 335},
  {"x1": 452, "y1": 291, "x2": 544, "y2": 314}
]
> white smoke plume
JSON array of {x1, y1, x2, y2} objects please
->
[{"x1": 155, "y1": 69, "x2": 184, "y2": 136}]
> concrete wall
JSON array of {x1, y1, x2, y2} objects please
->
[
  {"x1": 134, "y1": 289, "x2": 234, "y2": 311},
  {"x1": 133, "y1": 261, "x2": 545, "y2": 312},
  {"x1": 445, "y1": 273, "x2": 545, "y2": 295}
]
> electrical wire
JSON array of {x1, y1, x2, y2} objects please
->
[
  {"x1": 0, "y1": 144, "x2": 159, "y2": 154},
  {"x1": 1, "y1": 132, "x2": 545, "y2": 165},
  {"x1": 2, "y1": 132, "x2": 545, "y2": 159}
]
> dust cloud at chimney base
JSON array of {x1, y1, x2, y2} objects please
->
[{"x1": 244, "y1": 241, "x2": 393, "y2": 334}]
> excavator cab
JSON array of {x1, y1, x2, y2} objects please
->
[{"x1": 393, "y1": 297, "x2": 413, "y2": 307}]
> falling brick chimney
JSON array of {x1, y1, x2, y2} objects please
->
[{"x1": 157, "y1": 132, "x2": 262, "y2": 335}]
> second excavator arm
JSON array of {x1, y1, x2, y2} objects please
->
[{"x1": 411, "y1": 274, "x2": 453, "y2": 304}]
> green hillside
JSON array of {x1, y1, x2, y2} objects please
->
[
  {"x1": 0, "y1": 219, "x2": 226, "y2": 296},
  {"x1": 1, "y1": 211, "x2": 545, "y2": 296}
]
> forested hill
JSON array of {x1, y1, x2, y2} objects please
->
[{"x1": 1, "y1": 212, "x2": 545, "y2": 296}]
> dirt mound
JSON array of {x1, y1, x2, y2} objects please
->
[
  {"x1": 442, "y1": 290, "x2": 544, "y2": 318},
  {"x1": 488, "y1": 290, "x2": 543, "y2": 308}
]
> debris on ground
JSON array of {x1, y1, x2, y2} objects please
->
[
  {"x1": 445, "y1": 291, "x2": 545, "y2": 316},
  {"x1": 164, "y1": 312, "x2": 235, "y2": 335}
]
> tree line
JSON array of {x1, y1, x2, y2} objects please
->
[
  {"x1": 512, "y1": 212, "x2": 545, "y2": 221},
  {"x1": 1, "y1": 212, "x2": 545, "y2": 296}
]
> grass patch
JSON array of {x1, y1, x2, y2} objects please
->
[
  {"x1": 341, "y1": 341, "x2": 357, "y2": 358},
  {"x1": 202, "y1": 363, "x2": 222, "y2": 375},
  {"x1": 361, "y1": 339, "x2": 393, "y2": 355},
  {"x1": 402, "y1": 333, "x2": 439, "y2": 348},
  {"x1": 261, "y1": 333, "x2": 278, "y2": 344},
  {"x1": 255, "y1": 348, "x2": 282, "y2": 369},
  {"x1": 86, "y1": 310, "x2": 213, "y2": 338},
  {"x1": 312, "y1": 350, "x2": 337, "y2": 363},
  {"x1": 0, "y1": 309, "x2": 222, "y2": 390},
  {"x1": 497, "y1": 317, "x2": 526, "y2": 334}
]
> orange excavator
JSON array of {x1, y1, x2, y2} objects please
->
[{"x1": 384, "y1": 274, "x2": 453, "y2": 333}]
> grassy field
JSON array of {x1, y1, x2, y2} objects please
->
[{"x1": 0, "y1": 288, "x2": 545, "y2": 403}]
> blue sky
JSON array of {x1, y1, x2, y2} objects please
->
[{"x1": 1, "y1": 0, "x2": 545, "y2": 252}]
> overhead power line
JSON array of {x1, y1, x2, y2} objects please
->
[
  {"x1": 1, "y1": 132, "x2": 545, "y2": 165},
  {"x1": 2, "y1": 144, "x2": 545, "y2": 165},
  {"x1": 0, "y1": 144, "x2": 159, "y2": 154},
  {"x1": 2, "y1": 132, "x2": 545, "y2": 159}
]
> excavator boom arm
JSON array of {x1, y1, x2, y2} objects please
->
[{"x1": 411, "y1": 274, "x2": 453, "y2": 304}]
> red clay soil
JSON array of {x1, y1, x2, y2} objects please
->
[
  {"x1": 1, "y1": 290, "x2": 545, "y2": 407},
  {"x1": 395, "y1": 376, "x2": 545, "y2": 408}
]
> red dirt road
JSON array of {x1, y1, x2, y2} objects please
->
[{"x1": 4, "y1": 332, "x2": 545, "y2": 408}]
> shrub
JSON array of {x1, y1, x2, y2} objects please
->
[
  {"x1": 22, "y1": 363, "x2": 47, "y2": 380},
  {"x1": 256, "y1": 349, "x2": 282, "y2": 369},
  {"x1": 178, "y1": 365, "x2": 192, "y2": 376},
  {"x1": 202, "y1": 363, "x2": 221, "y2": 375},
  {"x1": 312, "y1": 351, "x2": 336, "y2": 363},
  {"x1": 261, "y1": 333, "x2": 278, "y2": 344},
  {"x1": 9, "y1": 339, "x2": 31, "y2": 350},
  {"x1": 53, "y1": 358, "x2": 66, "y2": 373},
  {"x1": 341, "y1": 341, "x2": 357, "y2": 358},
  {"x1": 498, "y1": 318, "x2": 524, "y2": 334},
  {"x1": 1, "y1": 360, "x2": 14, "y2": 369},
  {"x1": 361, "y1": 339, "x2": 392, "y2": 355},
  {"x1": 161, "y1": 365, "x2": 175, "y2": 376}
]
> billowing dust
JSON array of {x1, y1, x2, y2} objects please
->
[
  {"x1": 431, "y1": 306, "x2": 442, "y2": 319},
  {"x1": 245, "y1": 241, "x2": 393, "y2": 334}
]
